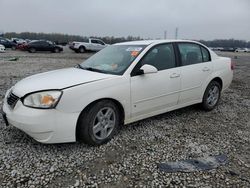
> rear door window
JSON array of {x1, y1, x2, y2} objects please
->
[{"x1": 178, "y1": 43, "x2": 203, "y2": 66}]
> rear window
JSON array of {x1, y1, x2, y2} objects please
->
[
  {"x1": 178, "y1": 43, "x2": 203, "y2": 66},
  {"x1": 201, "y1": 46, "x2": 211, "y2": 62},
  {"x1": 178, "y1": 43, "x2": 211, "y2": 66}
]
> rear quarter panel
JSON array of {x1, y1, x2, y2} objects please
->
[{"x1": 201, "y1": 55, "x2": 233, "y2": 96}]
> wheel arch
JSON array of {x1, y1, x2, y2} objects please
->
[
  {"x1": 75, "y1": 98, "x2": 125, "y2": 141},
  {"x1": 210, "y1": 77, "x2": 223, "y2": 89},
  {"x1": 79, "y1": 45, "x2": 86, "y2": 50},
  {"x1": 201, "y1": 76, "x2": 223, "y2": 100}
]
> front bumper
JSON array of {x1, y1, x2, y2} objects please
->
[{"x1": 2, "y1": 96, "x2": 79, "y2": 144}]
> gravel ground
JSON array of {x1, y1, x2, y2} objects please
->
[{"x1": 0, "y1": 48, "x2": 249, "y2": 188}]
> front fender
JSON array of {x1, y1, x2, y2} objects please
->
[{"x1": 56, "y1": 76, "x2": 131, "y2": 121}]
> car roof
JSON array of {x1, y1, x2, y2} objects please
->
[{"x1": 115, "y1": 39, "x2": 199, "y2": 46}]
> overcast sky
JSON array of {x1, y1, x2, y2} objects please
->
[{"x1": 0, "y1": 0, "x2": 249, "y2": 40}]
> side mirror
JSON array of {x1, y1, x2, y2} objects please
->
[{"x1": 138, "y1": 64, "x2": 158, "y2": 75}]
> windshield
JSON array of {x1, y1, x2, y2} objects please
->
[{"x1": 80, "y1": 45, "x2": 146, "y2": 75}]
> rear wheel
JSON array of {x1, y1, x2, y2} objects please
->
[
  {"x1": 77, "y1": 100, "x2": 120, "y2": 145},
  {"x1": 11, "y1": 46, "x2": 16, "y2": 50},
  {"x1": 29, "y1": 48, "x2": 36, "y2": 53},
  {"x1": 79, "y1": 46, "x2": 85, "y2": 53},
  {"x1": 54, "y1": 48, "x2": 60, "y2": 53},
  {"x1": 201, "y1": 81, "x2": 221, "y2": 111}
]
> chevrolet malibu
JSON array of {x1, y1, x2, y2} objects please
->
[{"x1": 2, "y1": 40, "x2": 233, "y2": 145}]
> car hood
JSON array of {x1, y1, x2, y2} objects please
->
[{"x1": 12, "y1": 68, "x2": 116, "y2": 97}]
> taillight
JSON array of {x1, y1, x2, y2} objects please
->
[{"x1": 231, "y1": 60, "x2": 235, "y2": 70}]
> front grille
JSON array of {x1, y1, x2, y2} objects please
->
[{"x1": 7, "y1": 92, "x2": 19, "y2": 109}]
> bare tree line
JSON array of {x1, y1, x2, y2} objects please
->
[{"x1": 3, "y1": 32, "x2": 250, "y2": 47}]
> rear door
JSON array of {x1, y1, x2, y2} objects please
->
[
  {"x1": 130, "y1": 43, "x2": 181, "y2": 118},
  {"x1": 33, "y1": 41, "x2": 44, "y2": 51},
  {"x1": 176, "y1": 42, "x2": 212, "y2": 104},
  {"x1": 40, "y1": 41, "x2": 52, "y2": 51}
]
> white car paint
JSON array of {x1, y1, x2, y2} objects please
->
[
  {"x1": 0, "y1": 44, "x2": 5, "y2": 52},
  {"x1": 235, "y1": 48, "x2": 250, "y2": 53},
  {"x1": 70, "y1": 38, "x2": 108, "y2": 52},
  {"x1": 2, "y1": 40, "x2": 233, "y2": 144}
]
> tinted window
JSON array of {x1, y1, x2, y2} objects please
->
[
  {"x1": 178, "y1": 43, "x2": 203, "y2": 66},
  {"x1": 97, "y1": 40, "x2": 105, "y2": 45},
  {"x1": 40, "y1": 41, "x2": 49, "y2": 46},
  {"x1": 91, "y1": 40, "x2": 98, "y2": 44},
  {"x1": 201, "y1": 46, "x2": 210, "y2": 62},
  {"x1": 139, "y1": 43, "x2": 176, "y2": 71},
  {"x1": 30, "y1": 41, "x2": 41, "y2": 45}
]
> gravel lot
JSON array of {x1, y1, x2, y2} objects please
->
[{"x1": 0, "y1": 48, "x2": 249, "y2": 187}]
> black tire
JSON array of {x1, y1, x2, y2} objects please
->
[
  {"x1": 29, "y1": 48, "x2": 36, "y2": 53},
  {"x1": 78, "y1": 46, "x2": 85, "y2": 53},
  {"x1": 11, "y1": 46, "x2": 16, "y2": 50},
  {"x1": 77, "y1": 100, "x2": 121, "y2": 146},
  {"x1": 54, "y1": 48, "x2": 60, "y2": 53},
  {"x1": 201, "y1": 81, "x2": 221, "y2": 111}
]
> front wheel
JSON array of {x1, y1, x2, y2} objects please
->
[
  {"x1": 77, "y1": 100, "x2": 120, "y2": 145},
  {"x1": 201, "y1": 81, "x2": 221, "y2": 111}
]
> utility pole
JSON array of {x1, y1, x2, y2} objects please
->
[
  {"x1": 0, "y1": 30, "x2": 4, "y2": 37},
  {"x1": 164, "y1": 30, "x2": 167, "y2": 39},
  {"x1": 175, "y1": 27, "x2": 178, "y2": 39}
]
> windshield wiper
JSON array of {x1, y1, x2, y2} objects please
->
[{"x1": 77, "y1": 65, "x2": 105, "y2": 73}]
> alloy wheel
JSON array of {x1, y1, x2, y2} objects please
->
[
  {"x1": 206, "y1": 85, "x2": 220, "y2": 107},
  {"x1": 92, "y1": 107, "x2": 116, "y2": 140}
]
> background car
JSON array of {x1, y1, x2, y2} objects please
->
[
  {"x1": 26, "y1": 40, "x2": 63, "y2": 53},
  {"x1": 220, "y1": 47, "x2": 236, "y2": 52},
  {"x1": 0, "y1": 44, "x2": 5, "y2": 52},
  {"x1": 11, "y1": 38, "x2": 27, "y2": 45},
  {"x1": 69, "y1": 38, "x2": 108, "y2": 53},
  {"x1": 0, "y1": 37, "x2": 17, "y2": 49},
  {"x1": 235, "y1": 48, "x2": 250, "y2": 53}
]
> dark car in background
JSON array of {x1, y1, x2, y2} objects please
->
[
  {"x1": 26, "y1": 40, "x2": 63, "y2": 53},
  {"x1": 220, "y1": 47, "x2": 236, "y2": 52},
  {"x1": 0, "y1": 37, "x2": 17, "y2": 49}
]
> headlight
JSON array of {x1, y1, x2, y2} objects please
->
[{"x1": 23, "y1": 90, "x2": 62, "y2": 109}]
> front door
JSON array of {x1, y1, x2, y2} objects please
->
[{"x1": 130, "y1": 43, "x2": 181, "y2": 118}]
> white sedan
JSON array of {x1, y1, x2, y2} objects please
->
[
  {"x1": 235, "y1": 48, "x2": 250, "y2": 53},
  {"x1": 0, "y1": 44, "x2": 5, "y2": 52},
  {"x1": 2, "y1": 40, "x2": 233, "y2": 145}
]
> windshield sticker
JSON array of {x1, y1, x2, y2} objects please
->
[
  {"x1": 126, "y1": 47, "x2": 143, "y2": 52},
  {"x1": 131, "y1": 51, "x2": 140, "y2": 57}
]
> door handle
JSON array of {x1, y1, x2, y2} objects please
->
[
  {"x1": 170, "y1": 73, "x2": 180, "y2": 78},
  {"x1": 202, "y1": 67, "x2": 210, "y2": 72}
]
